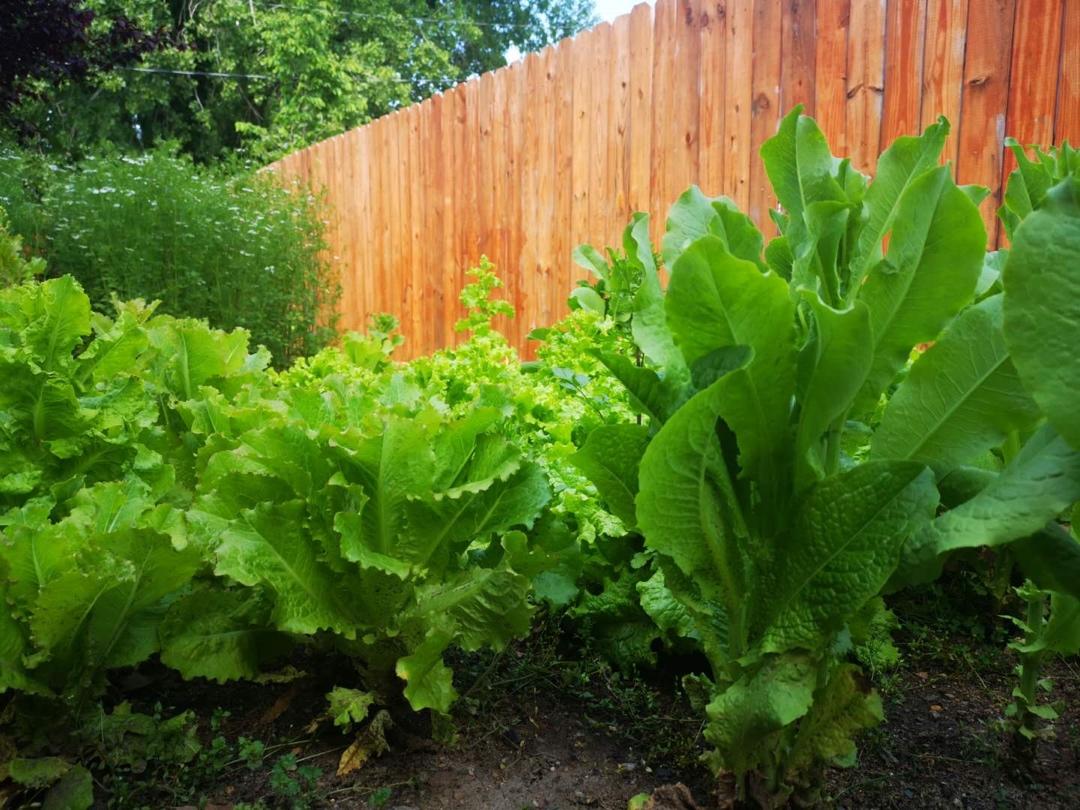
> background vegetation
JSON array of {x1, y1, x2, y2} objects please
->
[
  {"x1": 0, "y1": 147, "x2": 335, "y2": 365},
  {"x1": 1, "y1": 0, "x2": 597, "y2": 163}
]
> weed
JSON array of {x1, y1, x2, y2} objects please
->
[{"x1": 269, "y1": 753, "x2": 323, "y2": 810}]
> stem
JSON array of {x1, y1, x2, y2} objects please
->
[
  {"x1": 823, "y1": 409, "x2": 849, "y2": 478},
  {"x1": 1018, "y1": 593, "x2": 1046, "y2": 709},
  {"x1": 1002, "y1": 429, "x2": 1023, "y2": 466},
  {"x1": 1011, "y1": 587, "x2": 1049, "y2": 745}
]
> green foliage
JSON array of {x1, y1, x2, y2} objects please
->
[
  {"x1": 1004, "y1": 581, "x2": 1080, "y2": 741},
  {"x1": 994, "y1": 161, "x2": 1080, "y2": 745},
  {"x1": 0, "y1": 267, "x2": 583, "y2": 736},
  {"x1": 0, "y1": 756, "x2": 93, "y2": 810},
  {"x1": 1003, "y1": 176, "x2": 1080, "y2": 450},
  {"x1": 4, "y1": 0, "x2": 596, "y2": 163},
  {"x1": 455, "y1": 258, "x2": 515, "y2": 335},
  {"x1": 997, "y1": 140, "x2": 1080, "y2": 240},
  {"x1": 0, "y1": 276, "x2": 273, "y2": 707},
  {"x1": 0, "y1": 206, "x2": 44, "y2": 288},
  {"x1": 568, "y1": 107, "x2": 1080, "y2": 805},
  {"x1": 4, "y1": 93, "x2": 1080, "y2": 809},
  {"x1": 269, "y1": 753, "x2": 323, "y2": 810},
  {"x1": 0, "y1": 146, "x2": 335, "y2": 366}
]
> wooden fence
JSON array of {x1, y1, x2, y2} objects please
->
[{"x1": 269, "y1": 0, "x2": 1080, "y2": 358}]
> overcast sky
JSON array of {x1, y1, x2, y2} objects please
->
[
  {"x1": 506, "y1": 0, "x2": 653, "y2": 62},
  {"x1": 594, "y1": 0, "x2": 654, "y2": 22}
]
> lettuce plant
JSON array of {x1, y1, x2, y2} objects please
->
[
  {"x1": 571, "y1": 108, "x2": 1080, "y2": 805},
  {"x1": 177, "y1": 399, "x2": 551, "y2": 713},
  {"x1": 0, "y1": 276, "x2": 271, "y2": 714},
  {"x1": 995, "y1": 166, "x2": 1080, "y2": 741}
]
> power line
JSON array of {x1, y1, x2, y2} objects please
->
[
  {"x1": 118, "y1": 66, "x2": 273, "y2": 80},
  {"x1": 254, "y1": 1, "x2": 538, "y2": 30}
]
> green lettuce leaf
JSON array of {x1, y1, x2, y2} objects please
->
[
  {"x1": 872, "y1": 295, "x2": 1041, "y2": 472},
  {"x1": 848, "y1": 117, "x2": 949, "y2": 287},
  {"x1": 570, "y1": 424, "x2": 650, "y2": 528},
  {"x1": 665, "y1": 236, "x2": 796, "y2": 512},
  {"x1": 854, "y1": 166, "x2": 986, "y2": 410},
  {"x1": 895, "y1": 425, "x2": 1080, "y2": 586},
  {"x1": 703, "y1": 654, "x2": 816, "y2": 776},
  {"x1": 1003, "y1": 177, "x2": 1080, "y2": 449},
  {"x1": 160, "y1": 586, "x2": 294, "y2": 683},
  {"x1": 757, "y1": 462, "x2": 937, "y2": 652}
]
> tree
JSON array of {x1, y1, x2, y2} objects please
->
[
  {"x1": 0, "y1": 0, "x2": 158, "y2": 113},
  {"x1": 2, "y1": 0, "x2": 597, "y2": 162}
]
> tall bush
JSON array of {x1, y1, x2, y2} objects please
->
[{"x1": 0, "y1": 147, "x2": 336, "y2": 366}]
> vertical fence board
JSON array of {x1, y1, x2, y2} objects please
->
[
  {"x1": 521, "y1": 55, "x2": 543, "y2": 339},
  {"x1": 815, "y1": 0, "x2": 851, "y2": 155},
  {"x1": 650, "y1": 0, "x2": 677, "y2": 240},
  {"x1": 1058, "y1": 0, "x2": 1080, "y2": 142},
  {"x1": 536, "y1": 46, "x2": 559, "y2": 333},
  {"x1": 921, "y1": 0, "x2": 969, "y2": 165},
  {"x1": 846, "y1": 0, "x2": 887, "y2": 174},
  {"x1": 723, "y1": 0, "x2": 755, "y2": 210},
  {"x1": 627, "y1": 3, "x2": 655, "y2": 214},
  {"x1": 267, "y1": 0, "x2": 1073, "y2": 359},
  {"x1": 664, "y1": 0, "x2": 702, "y2": 217},
  {"x1": 552, "y1": 39, "x2": 576, "y2": 324},
  {"x1": 749, "y1": 0, "x2": 783, "y2": 230},
  {"x1": 439, "y1": 94, "x2": 456, "y2": 349},
  {"x1": 590, "y1": 24, "x2": 615, "y2": 251},
  {"x1": 477, "y1": 72, "x2": 496, "y2": 273},
  {"x1": 489, "y1": 73, "x2": 508, "y2": 328},
  {"x1": 881, "y1": 0, "x2": 928, "y2": 149},
  {"x1": 1002, "y1": 0, "x2": 1064, "y2": 233},
  {"x1": 571, "y1": 30, "x2": 595, "y2": 254},
  {"x1": 388, "y1": 117, "x2": 404, "y2": 325},
  {"x1": 368, "y1": 120, "x2": 384, "y2": 320},
  {"x1": 406, "y1": 108, "x2": 423, "y2": 351},
  {"x1": 612, "y1": 13, "x2": 634, "y2": 230},
  {"x1": 698, "y1": 0, "x2": 727, "y2": 195},
  {"x1": 957, "y1": 0, "x2": 1017, "y2": 237},
  {"x1": 506, "y1": 65, "x2": 523, "y2": 342},
  {"x1": 782, "y1": 0, "x2": 818, "y2": 117}
]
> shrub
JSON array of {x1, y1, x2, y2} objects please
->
[
  {"x1": 0, "y1": 206, "x2": 44, "y2": 287},
  {"x1": 0, "y1": 147, "x2": 336, "y2": 366}
]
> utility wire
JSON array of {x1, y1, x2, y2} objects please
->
[
  {"x1": 118, "y1": 66, "x2": 273, "y2": 80},
  {"x1": 254, "y1": 1, "x2": 538, "y2": 30},
  {"x1": 113, "y1": 3, "x2": 563, "y2": 83}
]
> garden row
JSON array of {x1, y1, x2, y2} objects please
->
[{"x1": 1, "y1": 109, "x2": 1079, "y2": 808}]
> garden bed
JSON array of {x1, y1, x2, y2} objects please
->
[{"x1": 94, "y1": 615, "x2": 1078, "y2": 810}]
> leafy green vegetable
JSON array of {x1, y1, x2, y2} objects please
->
[
  {"x1": 569, "y1": 107, "x2": 1077, "y2": 805},
  {"x1": 1003, "y1": 177, "x2": 1080, "y2": 450}
]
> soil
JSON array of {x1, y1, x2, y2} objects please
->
[
  {"x1": 826, "y1": 641, "x2": 1080, "y2": 809},
  {"x1": 110, "y1": 636, "x2": 713, "y2": 810},
  {"x1": 90, "y1": 608, "x2": 1080, "y2": 809}
]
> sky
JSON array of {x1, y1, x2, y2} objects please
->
[
  {"x1": 594, "y1": 0, "x2": 653, "y2": 22},
  {"x1": 506, "y1": 0, "x2": 653, "y2": 62}
]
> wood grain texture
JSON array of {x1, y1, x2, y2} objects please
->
[
  {"x1": 266, "y1": 0, "x2": 1073, "y2": 358},
  {"x1": 845, "y1": 0, "x2": 887, "y2": 174},
  {"x1": 815, "y1": 0, "x2": 851, "y2": 155},
  {"x1": 921, "y1": 0, "x2": 969, "y2": 166},
  {"x1": 782, "y1": 0, "x2": 818, "y2": 117},
  {"x1": 723, "y1": 0, "x2": 755, "y2": 212},
  {"x1": 881, "y1": 0, "x2": 928, "y2": 150},
  {"x1": 698, "y1": 0, "x2": 727, "y2": 195},
  {"x1": 627, "y1": 3, "x2": 655, "y2": 215},
  {"x1": 1001, "y1": 0, "x2": 1064, "y2": 241},
  {"x1": 1058, "y1": 0, "x2": 1080, "y2": 143},
  {"x1": 749, "y1": 0, "x2": 783, "y2": 231},
  {"x1": 956, "y1": 0, "x2": 1017, "y2": 237},
  {"x1": 650, "y1": 0, "x2": 677, "y2": 239}
]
